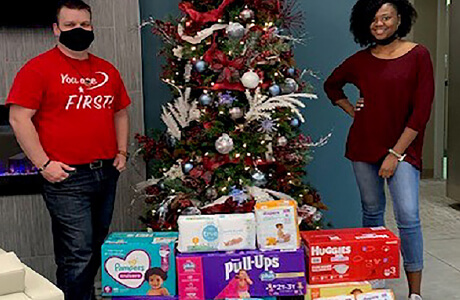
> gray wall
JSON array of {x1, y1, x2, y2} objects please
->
[
  {"x1": 447, "y1": 0, "x2": 460, "y2": 201},
  {"x1": 140, "y1": 0, "x2": 362, "y2": 228},
  {"x1": 0, "y1": 0, "x2": 144, "y2": 282},
  {"x1": 412, "y1": 0, "x2": 438, "y2": 178}
]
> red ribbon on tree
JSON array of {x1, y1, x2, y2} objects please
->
[
  {"x1": 203, "y1": 38, "x2": 246, "y2": 91},
  {"x1": 179, "y1": 0, "x2": 237, "y2": 25}
]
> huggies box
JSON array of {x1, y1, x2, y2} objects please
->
[{"x1": 301, "y1": 227, "x2": 400, "y2": 284}]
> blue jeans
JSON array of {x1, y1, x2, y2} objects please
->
[
  {"x1": 352, "y1": 161, "x2": 423, "y2": 273},
  {"x1": 42, "y1": 164, "x2": 120, "y2": 300}
]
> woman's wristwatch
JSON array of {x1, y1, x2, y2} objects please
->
[{"x1": 388, "y1": 149, "x2": 406, "y2": 162}]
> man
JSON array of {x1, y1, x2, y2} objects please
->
[{"x1": 7, "y1": 1, "x2": 130, "y2": 299}]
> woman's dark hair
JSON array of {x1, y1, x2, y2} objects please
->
[
  {"x1": 144, "y1": 267, "x2": 168, "y2": 282},
  {"x1": 350, "y1": 0, "x2": 417, "y2": 47}
]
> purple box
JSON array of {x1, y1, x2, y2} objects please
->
[
  {"x1": 115, "y1": 297, "x2": 178, "y2": 300},
  {"x1": 177, "y1": 248, "x2": 307, "y2": 299}
]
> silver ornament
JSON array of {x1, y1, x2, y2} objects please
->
[
  {"x1": 290, "y1": 118, "x2": 300, "y2": 127},
  {"x1": 241, "y1": 71, "x2": 260, "y2": 89},
  {"x1": 199, "y1": 93, "x2": 212, "y2": 106},
  {"x1": 312, "y1": 211, "x2": 323, "y2": 222},
  {"x1": 205, "y1": 187, "x2": 218, "y2": 200},
  {"x1": 269, "y1": 84, "x2": 281, "y2": 96},
  {"x1": 182, "y1": 162, "x2": 194, "y2": 174},
  {"x1": 226, "y1": 22, "x2": 245, "y2": 39},
  {"x1": 251, "y1": 169, "x2": 267, "y2": 187},
  {"x1": 195, "y1": 60, "x2": 206, "y2": 73},
  {"x1": 277, "y1": 136, "x2": 288, "y2": 147},
  {"x1": 281, "y1": 78, "x2": 299, "y2": 94},
  {"x1": 239, "y1": 7, "x2": 255, "y2": 22},
  {"x1": 181, "y1": 207, "x2": 201, "y2": 216},
  {"x1": 229, "y1": 107, "x2": 244, "y2": 120},
  {"x1": 215, "y1": 134, "x2": 234, "y2": 154}
]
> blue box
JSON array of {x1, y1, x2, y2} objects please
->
[{"x1": 101, "y1": 232, "x2": 178, "y2": 297}]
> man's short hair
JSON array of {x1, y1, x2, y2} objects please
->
[{"x1": 56, "y1": 0, "x2": 92, "y2": 22}]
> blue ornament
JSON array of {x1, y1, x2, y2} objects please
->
[
  {"x1": 218, "y1": 92, "x2": 236, "y2": 106},
  {"x1": 287, "y1": 68, "x2": 296, "y2": 76},
  {"x1": 290, "y1": 118, "x2": 300, "y2": 127},
  {"x1": 195, "y1": 60, "x2": 206, "y2": 73},
  {"x1": 199, "y1": 94, "x2": 212, "y2": 106},
  {"x1": 268, "y1": 84, "x2": 281, "y2": 96},
  {"x1": 182, "y1": 162, "x2": 194, "y2": 174}
]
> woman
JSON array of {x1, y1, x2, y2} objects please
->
[{"x1": 324, "y1": 1, "x2": 434, "y2": 300}]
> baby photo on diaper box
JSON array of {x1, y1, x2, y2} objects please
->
[
  {"x1": 101, "y1": 232, "x2": 178, "y2": 297},
  {"x1": 255, "y1": 200, "x2": 300, "y2": 251},
  {"x1": 178, "y1": 213, "x2": 256, "y2": 253}
]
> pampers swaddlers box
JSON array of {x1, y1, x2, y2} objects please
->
[
  {"x1": 101, "y1": 232, "x2": 178, "y2": 297},
  {"x1": 177, "y1": 248, "x2": 307, "y2": 300}
]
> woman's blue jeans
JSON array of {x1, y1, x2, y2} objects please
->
[{"x1": 352, "y1": 161, "x2": 423, "y2": 273}]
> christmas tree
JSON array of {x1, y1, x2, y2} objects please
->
[{"x1": 136, "y1": 0, "x2": 328, "y2": 231}]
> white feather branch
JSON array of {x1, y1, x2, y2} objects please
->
[
  {"x1": 178, "y1": 23, "x2": 228, "y2": 44},
  {"x1": 245, "y1": 88, "x2": 317, "y2": 123},
  {"x1": 161, "y1": 82, "x2": 198, "y2": 140}
]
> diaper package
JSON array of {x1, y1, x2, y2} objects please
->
[
  {"x1": 356, "y1": 290, "x2": 395, "y2": 300},
  {"x1": 178, "y1": 213, "x2": 256, "y2": 253},
  {"x1": 255, "y1": 200, "x2": 300, "y2": 250},
  {"x1": 177, "y1": 248, "x2": 307, "y2": 299},
  {"x1": 301, "y1": 227, "x2": 400, "y2": 285},
  {"x1": 305, "y1": 281, "x2": 373, "y2": 300},
  {"x1": 317, "y1": 296, "x2": 354, "y2": 300},
  {"x1": 217, "y1": 213, "x2": 256, "y2": 251},
  {"x1": 178, "y1": 215, "x2": 220, "y2": 253},
  {"x1": 101, "y1": 232, "x2": 178, "y2": 297}
]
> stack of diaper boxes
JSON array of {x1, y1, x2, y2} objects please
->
[
  {"x1": 301, "y1": 227, "x2": 401, "y2": 300},
  {"x1": 100, "y1": 199, "x2": 401, "y2": 300},
  {"x1": 0, "y1": 248, "x2": 64, "y2": 300},
  {"x1": 176, "y1": 200, "x2": 307, "y2": 300}
]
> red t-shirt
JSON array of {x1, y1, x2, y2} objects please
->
[
  {"x1": 324, "y1": 44, "x2": 435, "y2": 170},
  {"x1": 7, "y1": 47, "x2": 131, "y2": 165}
]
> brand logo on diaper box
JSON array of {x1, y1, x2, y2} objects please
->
[
  {"x1": 224, "y1": 255, "x2": 280, "y2": 280},
  {"x1": 311, "y1": 246, "x2": 352, "y2": 256},
  {"x1": 104, "y1": 250, "x2": 151, "y2": 288},
  {"x1": 182, "y1": 261, "x2": 197, "y2": 271}
]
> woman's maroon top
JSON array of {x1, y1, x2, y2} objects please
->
[{"x1": 324, "y1": 44, "x2": 435, "y2": 169}]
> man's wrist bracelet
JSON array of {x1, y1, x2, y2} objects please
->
[
  {"x1": 118, "y1": 150, "x2": 130, "y2": 159},
  {"x1": 38, "y1": 160, "x2": 51, "y2": 172}
]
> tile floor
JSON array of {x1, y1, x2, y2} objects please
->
[{"x1": 385, "y1": 180, "x2": 460, "y2": 299}]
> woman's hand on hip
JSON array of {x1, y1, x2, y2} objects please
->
[{"x1": 379, "y1": 154, "x2": 399, "y2": 178}]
